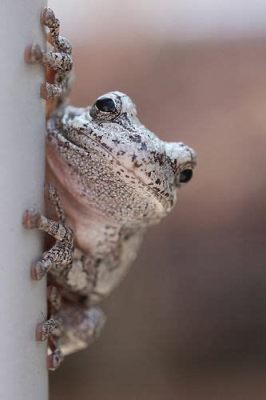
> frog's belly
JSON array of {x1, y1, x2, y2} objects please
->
[{"x1": 91, "y1": 231, "x2": 143, "y2": 303}]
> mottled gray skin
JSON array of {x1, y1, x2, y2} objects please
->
[
  {"x1": 24, "y1": 8, "x2": 196, "y2": 369},
  {"x1": 46, "y1": 93, "x2": 196, "y2": 303}
]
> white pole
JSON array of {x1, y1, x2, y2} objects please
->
[{"x1": 0, "y1": 1, "x2": 48, "y2": 400}]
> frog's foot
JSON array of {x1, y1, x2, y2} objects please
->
[
  {"x1": 42, "y1": 305, "x2": 105, "y2": 370},
  {"x1": 22, "y1": 208, "x2": 73, "y2": 280},
  {"x1": 36, "y1": 317, "x2": 62, "y2": 342},
  {"x1": 36, "y1": 319, "x2": 64, "y2": 370},
  {"x1": 47, "y1": 336, "x2": 64, "y2": 371},
  {"x1": 22, "y1": 186, "x2": 74, "y2": 280},
  {"x1": 55, "y1": 305, "x2": 106, "y2": 356},
  {"x1": 47, "y1": 346, "x2": 64, "y2": 371},
  {"x1": 25, "y1": 7, "x2": 73, "y2": 101},
  {"x1": 36, "y1": 290, "x2": 64, "y2": 370}
]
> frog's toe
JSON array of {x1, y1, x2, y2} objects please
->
[
  {"x1": 36, "y1": 318, "x2": 62, "y2": 342},
  {"x1": 47, "y1": 348, "x2": 64, "y2": 371},
  {"x1": 22, "y1": 209, "x2": 41, "y2": 229},
  {"x1": 31, "y1": 261, "x2": 47, "y2": 281}
]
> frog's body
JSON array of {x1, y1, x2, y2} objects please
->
[
  {"x1": 46, "y1": 97, "x2": 196, "y2": 304},
  {"x1": 23, "y1": 8, "x2": 196, "y2": 369}
]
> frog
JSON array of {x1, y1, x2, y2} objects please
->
[{"x1": 23, "y1": 8, "x2": 197, "y2": 370}]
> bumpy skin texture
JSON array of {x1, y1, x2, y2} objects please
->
[{"x1": 24, "y1": 8, "x2": 197, "y2": 370}]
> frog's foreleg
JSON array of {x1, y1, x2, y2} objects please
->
[
  {"x1": 23, "y1": 209, "x2": 73, "y2": 280},
  {"x1": 25, "y1": 7, "x2": 73, "y2": 101},
  {"x1": 23, "y1": 185, "x2": 74, "y2": 280}
]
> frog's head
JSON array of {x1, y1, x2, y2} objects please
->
[
  {"x1": 52, "y1": 91, "x2": 196, "y2": 217},
  {"x1": 88, "y1": 91, "x2": 196, "y2": 211}
]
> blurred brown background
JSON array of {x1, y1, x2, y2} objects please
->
[{"x1": 49, "y1": 1, "x2": 266, "y2": 399}]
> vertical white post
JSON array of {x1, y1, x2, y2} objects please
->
[{"x1": 0, "y1": 1, "x2": 48, "y2": 400}]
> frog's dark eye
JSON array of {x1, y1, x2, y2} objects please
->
[
  {"x1": 179, "y1": 169, "x2": 193, "y2": 183},
  {"x1": 95, "y1": 98, "x2": 116, "y2": 113},
  {"x1": 90, "y1": 94, "x2": 122, "y2": 121}
]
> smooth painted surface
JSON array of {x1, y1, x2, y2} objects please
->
[{"x1": 0, "y1": 1, "x2": 48, "y2": 399}]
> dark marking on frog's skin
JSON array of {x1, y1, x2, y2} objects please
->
[
  {"x1": 24, "y1": 7, "x2": 197, "y2": 369},
  {"x1": 141, "y1": 142, "x2": 148, "y2": 151},
  {"x1": 129, "y1": 134, "x2": 142, "y2": 143}
]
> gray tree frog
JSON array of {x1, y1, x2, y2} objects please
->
[{"x1": 23, "y1": 8, "x2": 197, "y2": 370}]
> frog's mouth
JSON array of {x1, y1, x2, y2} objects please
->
[{"x1": 47, "y1": 128, "x2": 175, "y2": 214}]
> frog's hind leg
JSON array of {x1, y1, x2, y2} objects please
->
[
  {"x1": 45, "y1": 286, "x2": 64, "y2": 370},
  {"x1": 47, "y1": 336, "x2": 64, "y2": 371},
  {"x1": 42, "y1": 303, "x2": 106, "y2": 370},
  {"x1": 34, "y1": 285, "x2": 65, "y2": 370},
  {"x1": 36, "y1": 317, "x2": 61, "y2": 342},
  {"x1": 54, "y1": 304, "x2": 106, "y2": 357},
  {"x1": 35, "y1": 285, "x2": 62, "y2": 343},
  {"x1": 35, "y1": 314, "x2": 64, "y2": 370},
  {"x1": 25, "y1": 7, "x2": 73, "y2": 102}
]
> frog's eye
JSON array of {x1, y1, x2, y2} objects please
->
[
  {"x1": 179, "y1": 168, "x2": 193, "y2": 183},
  {"x1": 90, "y1": 94, "x2": 122, "y2": 121},
  {"x1": 95, "y1": 98, "x2": 116, "y2": 113}
]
